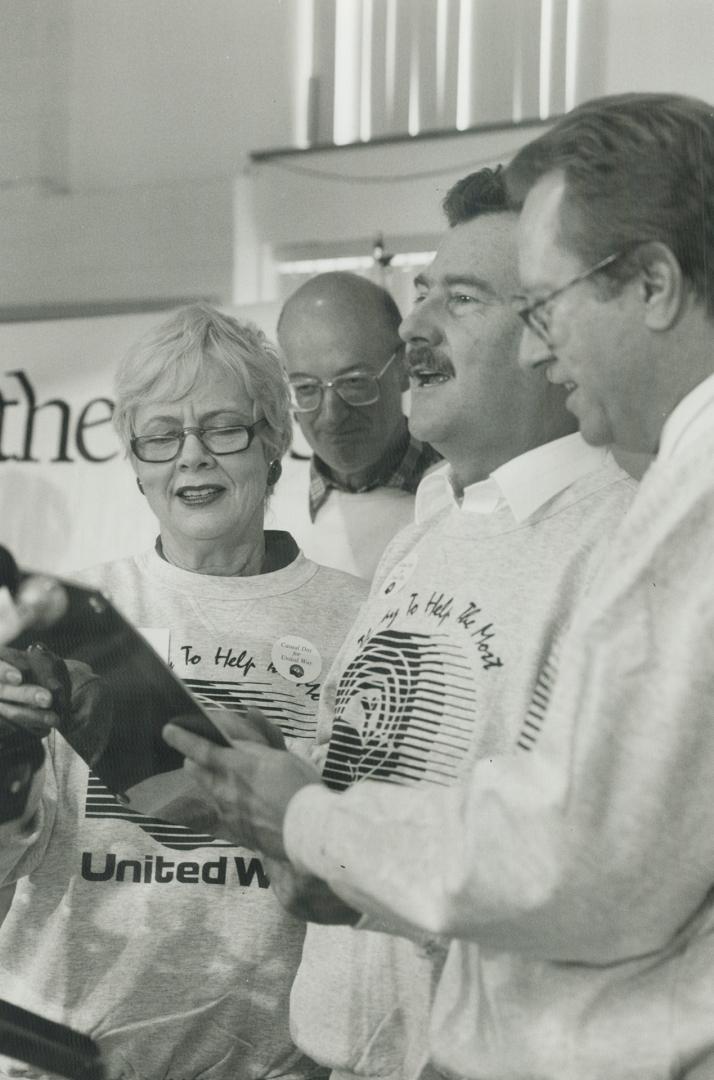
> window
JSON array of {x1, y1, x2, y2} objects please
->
[{"x1": 295, "y1": 0, "x2": 582, "y2": 148}]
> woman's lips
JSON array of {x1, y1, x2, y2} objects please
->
[{"x1": 175, "y1": 484, "x2": 225, "y2": 506}]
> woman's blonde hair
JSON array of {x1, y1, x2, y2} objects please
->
[{"x1": 113, "y1": 303, "x2": 292, "y2": 473}]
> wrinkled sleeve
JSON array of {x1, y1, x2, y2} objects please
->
[{"x1": 285, "y1": 565, "x2": 714, "y2": 964}]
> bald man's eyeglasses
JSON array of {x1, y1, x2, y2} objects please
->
[{"x1": 288, "y1": 351, "x2": 399, "y2": 413}]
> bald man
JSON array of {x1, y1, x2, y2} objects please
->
[{"x1": 270, "y1": 273, "x2": 440, "y2": 580}]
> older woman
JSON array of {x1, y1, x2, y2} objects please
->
[{"x1": 0, "y1": 304, "x2": 366, "y2": 1080}]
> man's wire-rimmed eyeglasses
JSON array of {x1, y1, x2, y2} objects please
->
[
  {"x1": 131, "y1": 418, "x2": 266, "y2": 463},
  {"x1": 514, "y1": 251, "x2": 625, "y2": 345},
  {"x1": 288, "y1": 350, "x2": 400, "y2": 413}
]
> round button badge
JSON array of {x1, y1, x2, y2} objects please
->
[{"x1": 271, "y1": 635, "x2": 323, "y2": 683}]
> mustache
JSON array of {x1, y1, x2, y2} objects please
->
[{"x1": 405, "y1": 345, "x2": 455, "y2": 378}]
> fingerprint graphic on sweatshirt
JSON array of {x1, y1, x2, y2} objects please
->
[
  {"x1": 322, "y1": 629, "x2": 475, "y2": 791},
  {"x1": 183, "y1": 676, "x2": 318, "y2": 741}
]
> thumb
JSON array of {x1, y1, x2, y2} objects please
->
[{"x1": 211, "y1": 706, "x2": 286, "y2": 750}]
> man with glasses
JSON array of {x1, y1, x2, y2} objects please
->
[
  {"x1": 165, "y1": 168, "x2": 637, "y2": 1079},
  {"x1": 273, "y1": 272, "x2": 440, "y2": 579},
  {"x1": 185, "y1": 96, "x2": 714, "y2": 1080}
]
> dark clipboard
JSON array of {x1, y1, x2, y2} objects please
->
[
  {"x1": 0, "y1": 998, "x2": 103, "y2": 1080},
  {"x1": 4, "y1": 562, "x2": 230, "y2": 831}
]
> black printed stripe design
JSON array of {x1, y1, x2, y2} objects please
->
[
  {"x1": 84, "y1": 774, "x2": 234, "y2": 851},
  {"x1": 183, "y1": 677, "x2": 317, "y2": 739},
  {"x1": 83, "y1": 674, "x2": 318, "y2": 850},
  {"x1": 517, "y1": 642, "x2": 560, "y2": 751},
  {"x1": 322, "y1": 629, "x2": 475, "y2": 791}
]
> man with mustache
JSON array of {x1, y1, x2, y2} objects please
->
[
  {"x1": 172, "y1": 94, "x2": 714, "y2": 1080},
  {"x1": 274, "y1": 272, "x2": 440, "y2": 580},
  {"x1": 166, "y1": 166, "x2": 636, "y2": 1079}
]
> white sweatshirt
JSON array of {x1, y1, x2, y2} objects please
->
[
  {"x1": 288, "y1": 437, "x2": 636, "y2": 1078},
  {"x1": 284, "y1": 396, "x2": 714, "y2": 1080}
]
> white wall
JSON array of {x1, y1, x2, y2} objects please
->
[
  {"x1": 601, "y1": 0, "x2": 714, "y2": 101},
  {"x1": 0, "y1": 179, "x2": 235, "y2": 309},
  {"x1": 1, "y1": 1, "x2": 714, "y2": 312},
  {"x1": 0, "y1": 0, "x2": 295, "y2": 311},
  {"x1": 66, "y1": 0, "x2": 294, "y2": 188},
  {"x1": 249, "y1": 122, "x2": 553, "y2": 265}
]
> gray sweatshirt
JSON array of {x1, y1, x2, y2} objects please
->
[
  {"x1": 0, "y1": 545, "x2": 366, "y2": 1080},
  {"x1": 285, "y1": 396, "x2": 714, "y2": 1079}
]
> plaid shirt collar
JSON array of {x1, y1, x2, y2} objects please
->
[{"x1": 309, "y1": 427, "x2": 441, "y2": 521}]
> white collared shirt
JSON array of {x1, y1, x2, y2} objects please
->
[
  {"x1": 415, "y1": 433, "x2": 611, "y2": 526},
  {"x1": 658, "y1": 371, "x2": 714, "y2": 463}
]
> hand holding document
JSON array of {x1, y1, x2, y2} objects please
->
[{"x1": 0, "y1": 546, "x2": 230, "y2": 834}]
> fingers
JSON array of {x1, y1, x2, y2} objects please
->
[
  {"x1": 0, "y1": 702, "x2": 60, "y2": 735},
  {"x1": 0, "y1": 680, "x2": 54, "y2": 710},
  {"x1": 163, "y1": 723, "x2": 261, "y2": 805},
  {"x1": 179, "y1": 756, "x2": 217, "y2": 801},
  {"x1": 0, "y1": 659, "x2": 23, "y2": 687},
  {"x1": 0, "y1": 706, "x2": 59, "y2": 736},
  {"x1": 0, "y1": 656, "x2": 59, "y2": 735},
  {"x1": 162, "y1": 723, "x2": 226, "y2": 770},
  {"x1": 213, "y1": 707, "x2": 286, "y2": 750},
  {"x1": 162, "y1": 723, "x2": 249, "y2": 831},
  {"x1": 204, "y1": 708, "x2": 252, "y2": 745},
  {"x1": 245, "y1": 707, "x2": 287, "y2": 750},
  {"x1": 0, "y1": 650, "x2": 58, "y2": 709}
]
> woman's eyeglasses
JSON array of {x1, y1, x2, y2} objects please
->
[{"x1": 131, "y1": 418, "x2": 266, "y2": 463}]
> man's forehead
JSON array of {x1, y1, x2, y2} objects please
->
[
  {"x1": 421, "y1": 213, "x2": 519, "y2": 291},
  {"x1": 519, "y1": 172, "x2": 566, "y2": 235},
  {"x1": 281, "y1": 314, "x2": 397, "y2": 377},
  {"x1": 517, "y1": 172, "x2": 576, "y2": 285}
]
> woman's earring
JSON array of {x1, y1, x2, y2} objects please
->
[
  {"x1": 266, "y1": 460, "x2": 282, "y2": 487},
  {"x1": 136, "y1": 477, "x2": 145, "y2": 495}
]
